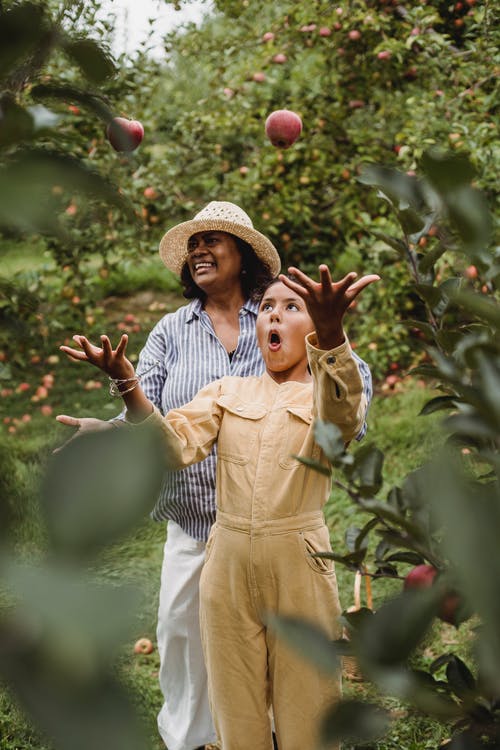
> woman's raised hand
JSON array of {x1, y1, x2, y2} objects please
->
[
  {"x1": 280, "y1": 264, "x2": 380, "y2": 350},
  {"x1": 60, "y1": 333, "x2": 136, "y2": 381}
]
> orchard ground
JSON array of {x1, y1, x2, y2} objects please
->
[{"x1": 0, "y1": 265, "x2": 478, "y2": 750}]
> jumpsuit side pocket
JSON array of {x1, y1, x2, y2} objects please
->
[{"x1": 299, "y1": 526, "x2": 335, "y2": 575}]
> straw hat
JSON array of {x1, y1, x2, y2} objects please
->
[{"x1": 159, "y1": 201, "x2": 281, "y2": 276}]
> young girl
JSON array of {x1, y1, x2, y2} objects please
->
[{"x1": 59, "y1": 263, "x2": 379, "y2": 750}]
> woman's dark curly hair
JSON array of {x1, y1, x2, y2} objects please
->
[{"x1": 180, "y1": 235, "x2": 276, "y2": 302}]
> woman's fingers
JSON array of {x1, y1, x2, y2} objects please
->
[
  {"x1": 115, "y1": 333, "x2": 128, "y2": 357},
  {"x1": 59, "y1": 345, "x2": 88, "y2": 361},
  {"x1": 101, "y1": 335, "x2": 113, "y2": 360},
  {"x1": 56, "y1": 414, "x2": 81, "y2": 427}
]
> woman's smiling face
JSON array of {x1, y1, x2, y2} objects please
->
[
  {"x1": 256, "y1": 280, "x2": 314, "y2": 383},
  {"x1": 186, "y1": 231, "x2": 243, "y2": 293}
]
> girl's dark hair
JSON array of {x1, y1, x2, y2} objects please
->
[{"x1": 180, "y1": 235, "x2": 275, "y2": 302}]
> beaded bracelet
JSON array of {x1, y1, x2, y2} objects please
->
[{"x1": 108, "y1": 359, "x2": 160, "y2": 398}]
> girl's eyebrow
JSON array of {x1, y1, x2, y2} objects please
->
[{"x1": 260, "y1": 295, "x2": 303, "y2": 305}]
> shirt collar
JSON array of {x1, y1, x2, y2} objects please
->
[{"x1": 186, "y1": 296, "x2": 259, "y2": 323}]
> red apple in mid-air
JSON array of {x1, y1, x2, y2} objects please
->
[
  {"x1": 265, "y1": 109, "x2": 302, "y2": 149},
  {"x1": 134, "y1": 637, "x2": 154, "y2": 655},
  {"x1": 106, "y1": 117, "x2": 144, "y2": 152}
]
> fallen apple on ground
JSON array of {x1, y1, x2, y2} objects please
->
[
  {"x1": 265, "y1": 109, "x2": 302, "y2": 149},
  {"x1": 106, "y1": 117, "x2": 144, "y2": 152},
  {"x1": 134, "y1": 637, "x2": 154, "y2": 655}
]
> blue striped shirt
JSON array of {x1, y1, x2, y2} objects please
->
[{"x1": 135, "y1": 297, "x2": 373, "y2": 541}]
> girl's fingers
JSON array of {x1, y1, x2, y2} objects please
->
[
  {"x1": 286, "y1": 266, "x2": 316, "y2": 290},
  {"x1": 348, "y1": 274, "x2": 381, "y2": 297},
  {"x1": 318, "y1": 264, "x2": 334, "y2": 294},
  {"x1": 278, "y1": 273, "x2": 310, "y2": 298}
]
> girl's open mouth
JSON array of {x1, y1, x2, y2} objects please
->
[{"x1": 269, "y1": 331, "x2": 281, "y2": 352}]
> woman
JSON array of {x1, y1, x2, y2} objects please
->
[
  {"x1": 57, "y1": 203, "x2": 373, "y2": 750},
  {"x1": 59, "y1": 263, "x2": 379, "y2": 750}
]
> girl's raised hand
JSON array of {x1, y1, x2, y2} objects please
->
[
  {"x1": 279, "y1": 265, "x2": 380, "y2": 349},
  {"x1": 59, "y1": 333, "x2": 136, "y2": 381}
]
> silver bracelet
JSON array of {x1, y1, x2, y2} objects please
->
[{"x1": 108, "y1": 359, "x2": 161, "y2": 398}]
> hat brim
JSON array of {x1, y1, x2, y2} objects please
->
[{"x1": 159, "y1": 218, "x2": 281, "y2": 277}]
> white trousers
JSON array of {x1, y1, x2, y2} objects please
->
[{"x1": 156, "y1": 522, "x2": 217, "y2": 750}]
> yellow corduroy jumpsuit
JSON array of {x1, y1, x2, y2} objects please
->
[{"x1": 149, "y1": 333, "x2": 367, "y2": 750}]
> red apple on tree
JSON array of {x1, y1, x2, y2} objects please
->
[
  {"x1": 404, "y1": 564, "x2": 437, "y2": 591},
  {"x1": 404, "y1": 564, "x2": 466, "y2": 626},
  {"x1": 265, "y1": 109, "x2": 302, "y2": 149},
  {"x1": 106, "y1": 117, "x2": 144, "y2": 152}
]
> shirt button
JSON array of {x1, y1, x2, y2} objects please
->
[
  {"x1": 327, "y1": 355, "x2": 336, "y2": 365},
  {"x1": 236, "y1": 406, "x2": 243, "y2": 412}
]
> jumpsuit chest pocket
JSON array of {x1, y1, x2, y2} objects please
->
[
  {"x1": 216, "y1": 394, "x2": 267, "y2": 465},
  {"x1": 279, "y1": 406, "x2": 320, "y2": 469}
]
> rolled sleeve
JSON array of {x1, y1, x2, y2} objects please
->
[{"x1": 306, "y1": 332, "x2": 368, "y2": 444}]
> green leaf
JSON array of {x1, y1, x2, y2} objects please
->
[
  {"x1": 429, "y1": 451, "x2": 500, "y2": 692},
  {"x1": 370, "y1": 230, "x2": 407, "y2": 256},
  {"x1": 354, "y1": 588, "x2": 440, "y2": 670},
  {"x1": 414, "y1": 282, "x2": 442, "y2": 308},
  {"x1": 0, "y1": 619, "x2": 149, "y2": 750},
  {"x1": 358, "y1": 164, "x2": 423, "y2": 212},
  {"x1": 61, "y1": 38, "x2": 116, "y2": 83},
  {"x1": 265, "y1": 613, "x2": 341, "y2": 675},
  {"x1": 295, "y1": 455, "x2": 331, "y2": 476},
  {"x1": 321, "y1": 700, "x2": 391, "y2": 745},
  {"x1": 314, "y1": 419, "x2": 345, "y2": 461},
  {"x1": 359, "y1": 499, "x2": 423, "y2": 538},
  {"x1": 317, "y1": 549, "x2": 368, "y2": 569},
  {"x1": 0, "y1": 148, "x2": 129, "y2": 236},
  {"x1": 1, "y1": 560, "x2": 141, "y2": 676},
  {"x1": 32, "y1": 83, "x2": 115, "y2": 122},
  {"x1": 448, "y1": 186, "x2": 491, "y2": 253},
  {"x1": 0, "y1": 95, "x2": 34, "y2": 147},
  {"x1": 450, "y1": 290, "x2": 500, "y2": 329},
  {"x1": 443, "y1": 729, "x2": 483, "y2": 749},
  {"x1": 419, "y1": 396, "x2": 459, "y2": 415},
  {"x1": 41, "y1": 423, "x2": 165, "y2": 559},
  {"x1": 397, "y1": 206, "x2": 425, "y2": 236},
  {"x1": 421, "y1": 149, "x2": 476, "y2": 192},
  {"x1": 445, "y1": 656, "x2": 476, "y2": 701},
  {"x1": 341, "y1": 607, "x2": 375, "y2": 633},
  {"x1": 418, "y1": 243, "x2": 447, "y2": 273},
  {"x1": 351, "y1": 444, "x2": 384, "y2": 496},
  {"x1": 384, "y1": 551, "x2": 425, "y2": 565},
  {"x1": 0, "y1": 2, "x2": 48, "y2": 85}
]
